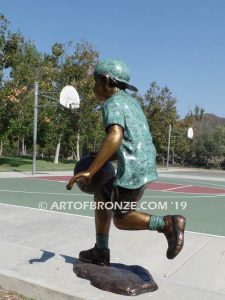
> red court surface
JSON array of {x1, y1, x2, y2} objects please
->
[{"x1": 30, "y1": 176, "x2": 225, "y2": 194}]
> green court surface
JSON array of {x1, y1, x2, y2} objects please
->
[
  {"x1": 0, "y1": 174, "x2": 224, "y2": 237},
  {"x1": 160, "y1": 170, "x2": 225, "y2": 178}
]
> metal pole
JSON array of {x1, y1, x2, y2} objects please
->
[
  {"x1": 32, "y1": 82, "x2": 38, "y2": 175},
  {"x1": 166, "y1": 124, "x2": 172, "y2": 171}
]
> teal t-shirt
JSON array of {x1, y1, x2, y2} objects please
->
[{"x1": 102, "y1": 90, "x2": 158, "y2": 189}]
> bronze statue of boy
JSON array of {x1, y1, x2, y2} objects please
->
[{"x1": 67, "y1": 58, "x2": 186, "y2": 266}]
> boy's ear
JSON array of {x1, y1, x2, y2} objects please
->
[
  {"x1": 104, "y1": 75, "x2": 119, "y2": 90},
  {"x1": 104, "y1": 74, "x2": 111, "y2": 86},
  {"x1": 96, "y1": 74, "x2": 116, "y2": 90},
  {"x1": 102, "y1": 75, "x2": 112, "y2": 91},
  {"x1": 108, "y1": 77, "x2": 118, "y2": 87},
  {"x1": 97, "y1": 74, "x2": 109, "y2": 90}
]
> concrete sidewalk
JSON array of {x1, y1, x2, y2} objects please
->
[
  {"x1": 0, "y1": 171, "x2": 74, "y2": 178},
  {"x1": 0, "y1": 204, "x2": 224, "y2": 300}
]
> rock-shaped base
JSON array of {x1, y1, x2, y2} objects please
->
[{"x1": 73, "y1": 261, "x2": 158, "y2": 296}]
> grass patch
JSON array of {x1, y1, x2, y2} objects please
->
[
  {"x1": 0, "y1": 286, "x2": 34, "y2": 300},
  {"x1": 0, "y1": 156, "x2": 76, "y2": 172}
]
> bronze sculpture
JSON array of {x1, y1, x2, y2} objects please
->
[{"x1": 67, "y1": 58, "x2": 186, "y2": 295}]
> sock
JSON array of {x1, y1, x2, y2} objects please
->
[
  {"x1": 148, "y1": 215, "x2": 165, "y2": 231},
  {"x1": 96, "y1": 234, "x2": 109, "y2": 249}
]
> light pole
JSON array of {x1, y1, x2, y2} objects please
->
[
  {"x1": 166, "y1": 124, "x2": 172, "y2": 171},
  {"x1": 166, "y1": 125, "x2": 193, "y2": 171},
  {"x1": 32, "y1": 82, "x2": 38, "y2": 175}
]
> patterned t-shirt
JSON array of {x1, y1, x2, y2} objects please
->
[{"x1": 102, "y1": 90, "x2": 158, "y2": 189}]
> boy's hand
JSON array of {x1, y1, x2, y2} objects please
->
[{"x1": 66, "y1": 171, "x2": 92, "y2": 190}]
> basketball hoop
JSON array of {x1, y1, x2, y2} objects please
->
[{"x1": 59, "y1": 85, "x2": 80, "y2": 109}]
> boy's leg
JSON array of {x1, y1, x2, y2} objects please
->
[
  {"x1": 94, "y1": 187, "x2": 112, "y2": 249},
  {"x1": 112, "y1": 184, "x2": 153, "y2": 230},
  {"x1": 78, "y1": 179, "x2": 114, "y2": 266},
  {"x1": 112, "y1": 184, "x2": 186, "y2": 259}
]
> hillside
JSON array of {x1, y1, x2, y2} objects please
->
[
  {"x1": 189, "y1": 113, "x2": 225, "y2": 132},
  {"x1": 197, "y1": 113, "x2": 225, "y2": 127}
]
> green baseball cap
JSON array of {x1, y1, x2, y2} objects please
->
[{"x1": 94, "y1": 58, "x2": 138, "y2": 92}]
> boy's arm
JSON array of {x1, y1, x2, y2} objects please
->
[
  {"x1": 66, "y1": 124, "x2": 123, "y2": 190},
  {"x1": 89, "y1": 151, "x2": 118, "y2": 161},
  {"x1": 87, "y1": 124, "x2": 123, "y2": 176}
]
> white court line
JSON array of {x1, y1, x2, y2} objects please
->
[
  {"x1": 37, "y1": 178, "x2": 225, "y2": 190},
  {"x1": 0, "y1": 202, "x2": 224, "y2": 239},
  {"x1": 0, "y1": 202, "x2": 93, "y2": 218},
  {"x1": 147, "y1": 189, "x2": 225, "y2": 196},
  {"x1": 186, "y1": 230, "x2": 225, "y2": 239},
  {"x1": 0, "y1": 189, "x2": 91, "y2": 197},
  {"x1": 162, "y1": 185, "x2": 193, "y2": 192},
  {"x1": 29, "y1": 176, "x2": 225, "y2": 188},
  {"x1": 28, "y1": 177, "x2": 225, "y2": 192},
  {"x1": 144, "y1": 194, "x2": 225, "y2": 198},
  {"x1": 160, "y1": 177, "x2": 225, "y2": 189},
  {"x1": 29, "y1": 178, "x2": 68, "y2": 183},
  {"x1": 0, "y1": 189, "x2": 225, "y2": 198}
]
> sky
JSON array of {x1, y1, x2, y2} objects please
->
[{"x1": 1, "y1": 0, "x2": 225, "y2": 118}]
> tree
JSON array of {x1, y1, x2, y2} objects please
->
[
  {"x1": 143, "y1": 82, "x2": 179, "y2": 160},
  {"x1": 191, "y1": 124, "x2": 225, "y2": 167},
  {"x1": 0, "y1": 17, "x2": 102, "y2": 159}
]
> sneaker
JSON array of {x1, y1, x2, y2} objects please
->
[
  {"x1": 79, "y1": 243, "x2": 110, "y2": 266},
  {"x1": 158, "y1": 215, "x2": 186, "y2": 259}
]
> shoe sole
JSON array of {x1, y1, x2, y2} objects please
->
[{"x1": 167, "y1": 215, "x2": 186, "y2": 259}]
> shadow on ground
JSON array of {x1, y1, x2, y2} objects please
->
[{"x1": 29, "y1": 250, "x2": 77, "y2": 265}]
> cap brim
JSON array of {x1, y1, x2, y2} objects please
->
[
  {"x1": 126, "y1": 83, "x2": 138, "y2": 92},
  {"x1": 115, "y1": 78, "x2": 138, "y2": 92},
  {"x1": 94, "y1": 72, "x2": 138, "y2": 92}
]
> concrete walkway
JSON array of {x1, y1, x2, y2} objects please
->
[
  {"x1": 0, "y1": 203, "x2": 224, "y2": 300},
  {"x1": 0, "y1": 171, "x2": 74, "y2": 178}
]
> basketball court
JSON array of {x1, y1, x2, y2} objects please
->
[
  {"x1": 0, "y1": 168, "x2": 224, "y2": 299},
  {"x1": 0, "y1": 169, "x2": 224, "y2": 236}
]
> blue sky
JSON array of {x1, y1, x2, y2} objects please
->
[{"x1": 1, "y1": 0, "x2": 225, "y2": 118}]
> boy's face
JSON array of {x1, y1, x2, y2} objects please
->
[{"x1": 93, "y1": 74, "x2": 106, "y2": 103}]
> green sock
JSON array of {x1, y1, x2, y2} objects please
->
[
  {"x1": 148, "y1": 215, "x2": 165, "y2": 231},
  {"x1": 96, "y1": 234, "x2": 109, "y2": 249}
]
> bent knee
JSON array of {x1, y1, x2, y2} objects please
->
[
  {"x1": 113, "y1": 213, "x2": 130, "y2": 229},
  {"x1": 113, "y1": 217, "x2": 124, "y2": 229}
]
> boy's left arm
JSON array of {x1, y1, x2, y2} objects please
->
[
  {"x1": 88, "y1": 124, "x2": 123, "y2": 174},
  {"x1": 66, "y1": 124, "x2": 123, "y2": 190}
]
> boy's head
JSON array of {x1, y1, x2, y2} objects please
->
[{"x1": 93, "y1": 58, "x2": 138, "y2": 102}]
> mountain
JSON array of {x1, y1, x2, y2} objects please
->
[
  {"x1": 188, "y1": 113, "x2": 225, "y2": 132},
  {"x1": 198, "y1": 113, "x2": 225, "y2": 127}
]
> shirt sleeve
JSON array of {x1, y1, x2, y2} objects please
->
[{"x1": 102, "y1": 101, "x2": 125, "y2": 131}]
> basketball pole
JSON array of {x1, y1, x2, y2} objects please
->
[
  {"x1": 32, "y1": 83, "x2": 80, "y2": 174},
  {"x1": 32, "y1": 82, "x2": 38, "y2": 175}
]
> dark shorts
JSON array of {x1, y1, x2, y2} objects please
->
[{"x1": 95, "y1": 177, "x2": 149, "y2": 218}]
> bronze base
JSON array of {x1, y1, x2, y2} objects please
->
[{"x1": 73, "y1": 261, "x2": 158, "y2": 296}]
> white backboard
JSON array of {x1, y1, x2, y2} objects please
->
[
  {"x1": 59, "y1": 86, "x2": 80, "y2": 109},
  {"x1": 187, "y1": 127, "x2": 194, "y2": 139}
]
